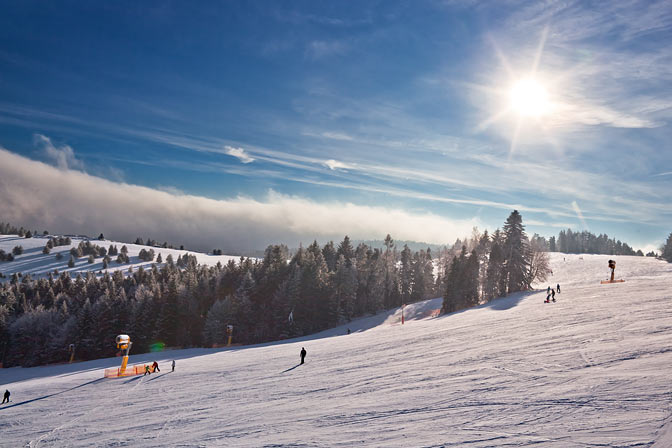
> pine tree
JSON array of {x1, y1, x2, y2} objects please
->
[
  {"x1": 336, "y1": 236, "x2": 354, "y2": 268},
  {"x1": 332, "y1": 254, "x2": 357, "y2": 323},
  {"x1": 156, "y1": 276, "x2": 180, "y2": 347},
  {"x1": 321, "y1": 241, "x2": 337, "y2": 272},
  {"x1": 68, "y1": 255, "x2": 76, "y2": 268},
  {"x1": 484, "y1": 236, "x2": 504, "y2": 301},
  {"x1": 502, "y1": 210, "x2": 530, "y2": 294},
  {"x1": 399, "y1": 245, "x2": 412, "y2": 304},
  {"x1": 464, "y1": 249, "x2": 480, "y2": 307},
  {"x1": 662, "y1": 233, "x2": 672, "y2": 263},
  {"x1": 443, "y1": 247, "x2": 466, "y2": 313}
]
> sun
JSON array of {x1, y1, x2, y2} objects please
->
[{"x1": 509, "y1": 78, "x2": 550, "y2": 117}]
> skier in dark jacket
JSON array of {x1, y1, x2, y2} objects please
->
[
  {"x1": 2, "y1": 389, "x2": 9, "y2": 404},
  {"x1": 557, "y1": 284, "x2": 561, "y2": 293},
  {"x1": 152, "y1": 361, "x2": 160, "y2": 373},
  {"x1": 171, "y1": 360, "x2": 175, "y2": 372},
  {"x1": 300, "y1": 347, "x2": 306, "y2": 364},
  {"x1": 551, "y1": 289, "x2": 556, "y2": 302}
]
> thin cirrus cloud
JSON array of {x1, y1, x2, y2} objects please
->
[
  {"x1": 224, "y1": 145, "x2": 255, "y2": 164},
  {"x1": 0, "y1": 148, "x2": 480, "y2": 251},
  {"x1": 478, "y1": 0, "x2": 672, "y2": 132}
]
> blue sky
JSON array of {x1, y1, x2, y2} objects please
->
[{"x1": 0, "y1": 1, "x2": 671, "y2": 252}]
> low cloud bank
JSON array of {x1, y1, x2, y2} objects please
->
[{"x1": 0, "y1": 149, "x2": 478, "y2": 252}]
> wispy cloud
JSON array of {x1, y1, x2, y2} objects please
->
[
  {"x1": 34, "y1": 134, "x2": 84, "y2": 171},
  {"x1": 321, "y1": 132, "x2": 354, "y2": 141},
  {"x1": 323, "y1": 159, "x2": 353, "y2": 170},
  {"x1": 224, "y1": 145, "x2": 255, "y2": 164},
  {"x1": 571, "y1": 201, "x2": 588, "y2": 230}
]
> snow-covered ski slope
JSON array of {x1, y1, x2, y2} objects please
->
[
  {"x1": 0, "y1": 234, "x2": 242, "y2": 280},
  {"x1": 1, "y1": 253, "x2": 672, "y2": 447}
]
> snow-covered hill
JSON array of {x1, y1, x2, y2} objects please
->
[
  {"x1": 1, "y1": 253, "x2": 671, "y2": 447},
  {"x1": 0, "y1": 234, "x2": 243, "y2": 280}
]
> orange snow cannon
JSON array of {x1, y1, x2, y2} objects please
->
[
  {"x1": 600, "y1": 259, "x2": 625, "y2": 284},
  {"x1": 104, "y1": 335, "x2": 147, "y2": 378}
]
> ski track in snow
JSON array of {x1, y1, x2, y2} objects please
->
[{"x1": 0, "y1": 252, "x2": 671, "y2": 447}]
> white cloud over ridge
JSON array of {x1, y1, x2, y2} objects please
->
[{"x1": 0, "y1": 149, "x2": 478, "y2": 251}]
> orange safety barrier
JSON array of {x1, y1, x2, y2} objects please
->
[
  {"x1": 422, "y1": 309, "x2": 441, "y2": 318},
  {"x1": 104, "y1": 364, "x2": 149, "y2": 378}
]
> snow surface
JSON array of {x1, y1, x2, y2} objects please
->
[
  {"x1": 0, "y1": 234, "x2": 243, "y2": 280},
  {"x1": 1, "y1": 253, "x2": 672, "y2": 447}
]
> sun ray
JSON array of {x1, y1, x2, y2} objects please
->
[
  {"x1": 531, "y1": 26, "x2": 549, "y2": 77},
  {"x1": 475, "y1": 106, "x2": 512, "y2": 132},
  {"x1": 507, "y1": 116, "x2": 523, "y2": 161},
  {"x1": 488, "y1": 34, "x2": 516, "y2": 80}
]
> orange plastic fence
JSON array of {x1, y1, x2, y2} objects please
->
[
  {"x1": 423, "y1": 309, "x2": 441, "y2": 318},
  {"x1": 104, "y1": 364, "x2": 148, "y2": 378}
]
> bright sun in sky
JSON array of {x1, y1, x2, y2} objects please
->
[{"x1": 509, "y1": 78, "x2": 551, "y2": 117}]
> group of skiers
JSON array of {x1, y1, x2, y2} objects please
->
[
  {"x1": 143, "y1": 360, "x2": 176, "y2": 376},
  {"x1": 545, "y1": 284, "x2": 561, "y2": 303}
]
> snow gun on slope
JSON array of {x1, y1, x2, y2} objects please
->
[
  {"x1": 104, "y1": 335, "x2": 148, "y2": 378},
  {"x1": 600, "y1": 259, "x2": 625, "y2": 284}
]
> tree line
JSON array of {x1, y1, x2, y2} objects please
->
[
  {"x1": 0, "y1": 211, "x2": 548, "y2": 367},
  {"x1": 548, "y1": 229, "x2": 643, "y2": 256}
]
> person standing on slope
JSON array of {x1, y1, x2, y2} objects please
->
[
  {"x1": 144, "y1": 365, "x2": 151, "y2": 376},
  {"x1": 2, "y1": 389, "x2": 9, "y2": 404},
  {"x1": 152, "y1": 361, "x2": 160, "y2": 373},
  {"x1": 551, "y1": 289, "x2": 556, "y2": 302},
  {"x1": 172, "y1": 360, "x2": 175, "y2": 372},
  {"x1": 557, "y1": 284, "x2": 561, "y2": 293},
  {"x1": 300, "y1": 347, "x2": 306, "y2": 365}
]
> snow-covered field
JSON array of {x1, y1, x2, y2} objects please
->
[
  {"x1": 1, "y1": 253, "x2": 671, "y2": 447},
  {"x1": 0, "y1": 234, "x2": 243, "y2": 280}
]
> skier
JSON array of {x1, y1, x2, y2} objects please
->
[
  {"x1": 144, "y1": 365, "x2": 151, "y2": 376},
  {"x1": 551, "y1": 289, "x2": 556, "y2": 302},
  {"x1": 152, "y1": 361, "x2": 160, "y2": 373},
  {"x1": 557, "y1": 284, "x2": 561, "y2": 293},
  {"x1": 347, "y1": 328, "x2": 351, "y2": 335},
  {"x1": 300, "y1": 347, "x2": 306, "y2": 365},
  {"x1": 171, "y1": 360, "x2": 175, "y2": 372},
  {"x1": 547, "y1": 286, "x2": 551, "y2": 295},
  {"x1": 545, "y1": 292, "x2": 551, "y2": 303},
  {"x1": 2, "y1": 389, "x2": 9, "y2": 404}
]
